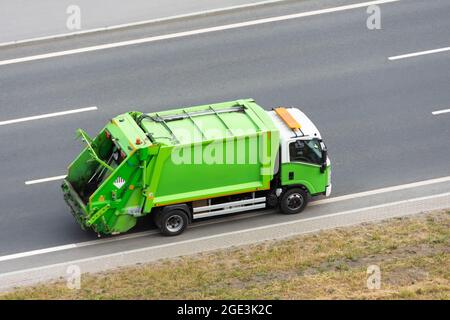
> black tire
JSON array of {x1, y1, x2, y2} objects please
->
[
  {"x1": 280, "y1": 188, "x2": 308, "y2": 214},
  {"x1": 158, "y1": 209, "x2": 188, "y2": 236}
]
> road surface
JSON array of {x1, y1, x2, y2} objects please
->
[{"x1": 0, "y1": 0, "x2": 449, "y2": 286}]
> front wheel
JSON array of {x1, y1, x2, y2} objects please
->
[
  {"x1": 280, "y1": 188, "x2": 308, "y2": 214},
  {"x1": 158, "y1": 209, "x2": 188, "y2": 236}
]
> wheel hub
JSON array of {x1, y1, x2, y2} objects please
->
[
  {"x1": 287, "y1": 193, "x2": 303, "y2": 211},
  {"x1": 166, "y1": 215, "x2": 183, "y2": 233}
]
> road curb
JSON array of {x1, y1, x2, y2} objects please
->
[
  {"x1": 0, "y1": 0, "x2": 287, "y2": 48},
  {"x1": 0, "y1": 192, "x2": 449, "y2": 292}
]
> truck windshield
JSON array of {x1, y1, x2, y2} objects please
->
[{"x1": 289, "y1": 138, "x2": 323, "y2": 165}]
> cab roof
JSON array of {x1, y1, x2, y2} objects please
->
[{"x1": 267, "y1": 107, "x2": 322, "y2": 141}]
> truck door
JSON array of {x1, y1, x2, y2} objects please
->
[{"x1": 281, "y1": 138, "x2": 327, "y2": 195}]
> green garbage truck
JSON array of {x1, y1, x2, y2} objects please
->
[{"x1": 62, "y1": 99, "x2": 331, "y2": 236}]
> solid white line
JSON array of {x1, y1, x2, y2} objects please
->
[
  {"x1": 0, "y1": 231, "x2": 156, "y2": 262},
  {"x1": 432, "y1": 109, "x2": 450, "y2": 116},
  {"x1": 8, "y1": 174, "x2": 450, "y2": 261},
  {"x1": 0, "y1": 210, "x2": 268, "y2": 262},
  {"x1": 389, "y1": 46, "x2": 450, "y2": 61},
  {"x1": 0, "y1": 106, "x2": 97, "y2": 126},
  {"x1": 0, "y1": 0, "x2": 287, "y2": 48},
  {"x1": 0, "y1": 244, "x2": 77, "y2": 262},
  {"x1": 0, "y1": 0, "x2": 400, "y2": 67},
  {"x1": 3, "y1": 190, "x2": 449, "y2": 277},
  {"x1": 310, "y1": 175, "x2": 450, "y2": 206},
  {"x1": 25, "y1": 175, "x2": 67, "y2": 185},
  {"x1": 135, "y1": 191, "x2": 450, "y2": 252}
]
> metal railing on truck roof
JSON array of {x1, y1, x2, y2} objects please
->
[{"x1": 136, "y1": 104, "x2": 264, "y2": 144}]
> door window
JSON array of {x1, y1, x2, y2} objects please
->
[{"x1": 289, "y1": 139, "x2": 322, "y2": 165}]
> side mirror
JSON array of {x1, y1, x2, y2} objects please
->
[{"x1": 320, "y1": 146, "x2": 327, "y2": 173}]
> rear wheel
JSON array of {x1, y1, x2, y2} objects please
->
[
  {"x1": 157, "y1": 209, "x2": 188, "y2": 236},
  {"x1": 280, "y1": 188, "x2": 308, "y2": 214}
]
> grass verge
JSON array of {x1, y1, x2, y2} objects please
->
[{"x1": 2, "y1": 210, "x2": 450, "y2": 299}]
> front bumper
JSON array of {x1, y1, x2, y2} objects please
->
[{"x1": 325, "y1": 184, "x2": 332, "y2": 197}]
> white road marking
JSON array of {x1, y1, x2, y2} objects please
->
[
  {"x1": 0, "y1": 231, "x2": 157, "y2": 262},
  {"x1": 3, "y1": 191, "x2": 449, "y2": 275},
  {"x1": 0, "y1": 244, "x2": 74, "y2": 262},
  {"x1": 8, "y1": 174, "x2": 450, "y2": 262},
  {"x1": 0, "y1": 0, "x2": 287, "y2": 48},
  {"x1": 0, "y1": 106, "x2": 97, "y2": 126},
  {"x1": 117, "y1": 191, "x2": 450, "y2": 253},
  {"x1": 432, "y1": 109, "x2": 450, "y2": 116},
  {"x1": 311, "y1": 175, "x2": 450, "y2": 206},
  {"x1": 0, "y1": 0, "x2": 400, "y2": 67},
  {"x1": 25, "y1": 175, "x2": 67, "y2": 185},
  {"x1": 0, "y1": 210, "x2": 268, "y2": 262},
  {"x1": 389, "y1": 46, "x2": 450, "y2": 61}
]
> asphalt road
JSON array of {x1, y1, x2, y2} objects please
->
[{"x1": 0, "y1": 0, "x2": 449, "y2": 258}]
